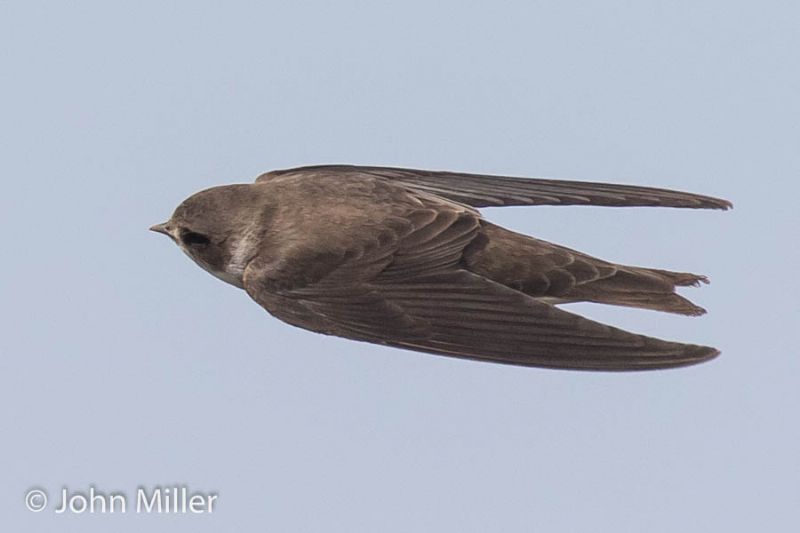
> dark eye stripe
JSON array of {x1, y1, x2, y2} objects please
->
[{"x1": 182, "y1": 231, "x2": 210, "y2": 246}]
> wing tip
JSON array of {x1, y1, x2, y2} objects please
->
[
  {"x1": 683, "y1": 344, "x2": 721, "y2": 364},
  {"x1": 710, "y1": 198, "x2": 734, "y2": 211},
  {"x1": 641, "y1": 343, "x2": 719, "y2": 371},
  {"x1": 569, "y1": 343, "x2": 721, "y2": 372}
]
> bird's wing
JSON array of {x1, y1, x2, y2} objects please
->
[
  {"x1": 257, "y1": 164, "x2": 732, "y2": 210},
  {"x1": 242, "y1": 201, "x2": 718, "y2": 371}
]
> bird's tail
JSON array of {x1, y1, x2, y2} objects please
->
[
  {"x1": 463, "y1": 222, "x2": 710, "y2": 316},
  {"x1": 570, "y1": 266, "x2": 709, "y2": 316}
]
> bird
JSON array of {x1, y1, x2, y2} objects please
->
[{"x1": 150, "y1": 164, "x2": 731, "y2": 371}]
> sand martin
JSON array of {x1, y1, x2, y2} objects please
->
[{"x1": 151, "y1": 165, "x2": 730, "y2": 371}]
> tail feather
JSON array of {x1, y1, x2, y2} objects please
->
[
  {"x1": 571, "y1": 267, "x2": 709, "y2": 315},
  {"x1": 463, "y1": 222, "x2": 711, "y2": 316},
  {"x1": 650, "y1": 269, "x2": 709, "y2": 287}
]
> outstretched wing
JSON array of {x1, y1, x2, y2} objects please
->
[
  {"x1": 242, "y1": 198, "x2": 719, "y2": 371},
  {"x1": 257, "y1": 164, "x2": 732, "y2": 210}
]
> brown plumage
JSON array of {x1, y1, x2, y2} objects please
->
[{"x1": 151, "y1": 165, "x2": 731, "y2": 371}]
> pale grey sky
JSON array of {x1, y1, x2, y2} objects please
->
[{"x1": 2, "y1": 1, "x2": 798, "y2": 531}]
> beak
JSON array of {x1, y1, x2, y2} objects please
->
[{"x1": 149, "y1": 222, "x2": 171, "y2": 236}]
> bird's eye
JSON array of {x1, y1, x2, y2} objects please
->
[{"x1": 182, "y1": 231, "x2": 210, "y2": 246}]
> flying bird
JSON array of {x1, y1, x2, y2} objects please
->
[{"x1": 151, "y1": 165, "x2": 731, "y2": 371}]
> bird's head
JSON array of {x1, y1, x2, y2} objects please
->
[{"x1": 150, "y1": 184, "x2": 263, "y2": 288}]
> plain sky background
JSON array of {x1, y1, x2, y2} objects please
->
[{"x1": 1, "y1": 1, "x2": 798, "y2": 531}]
